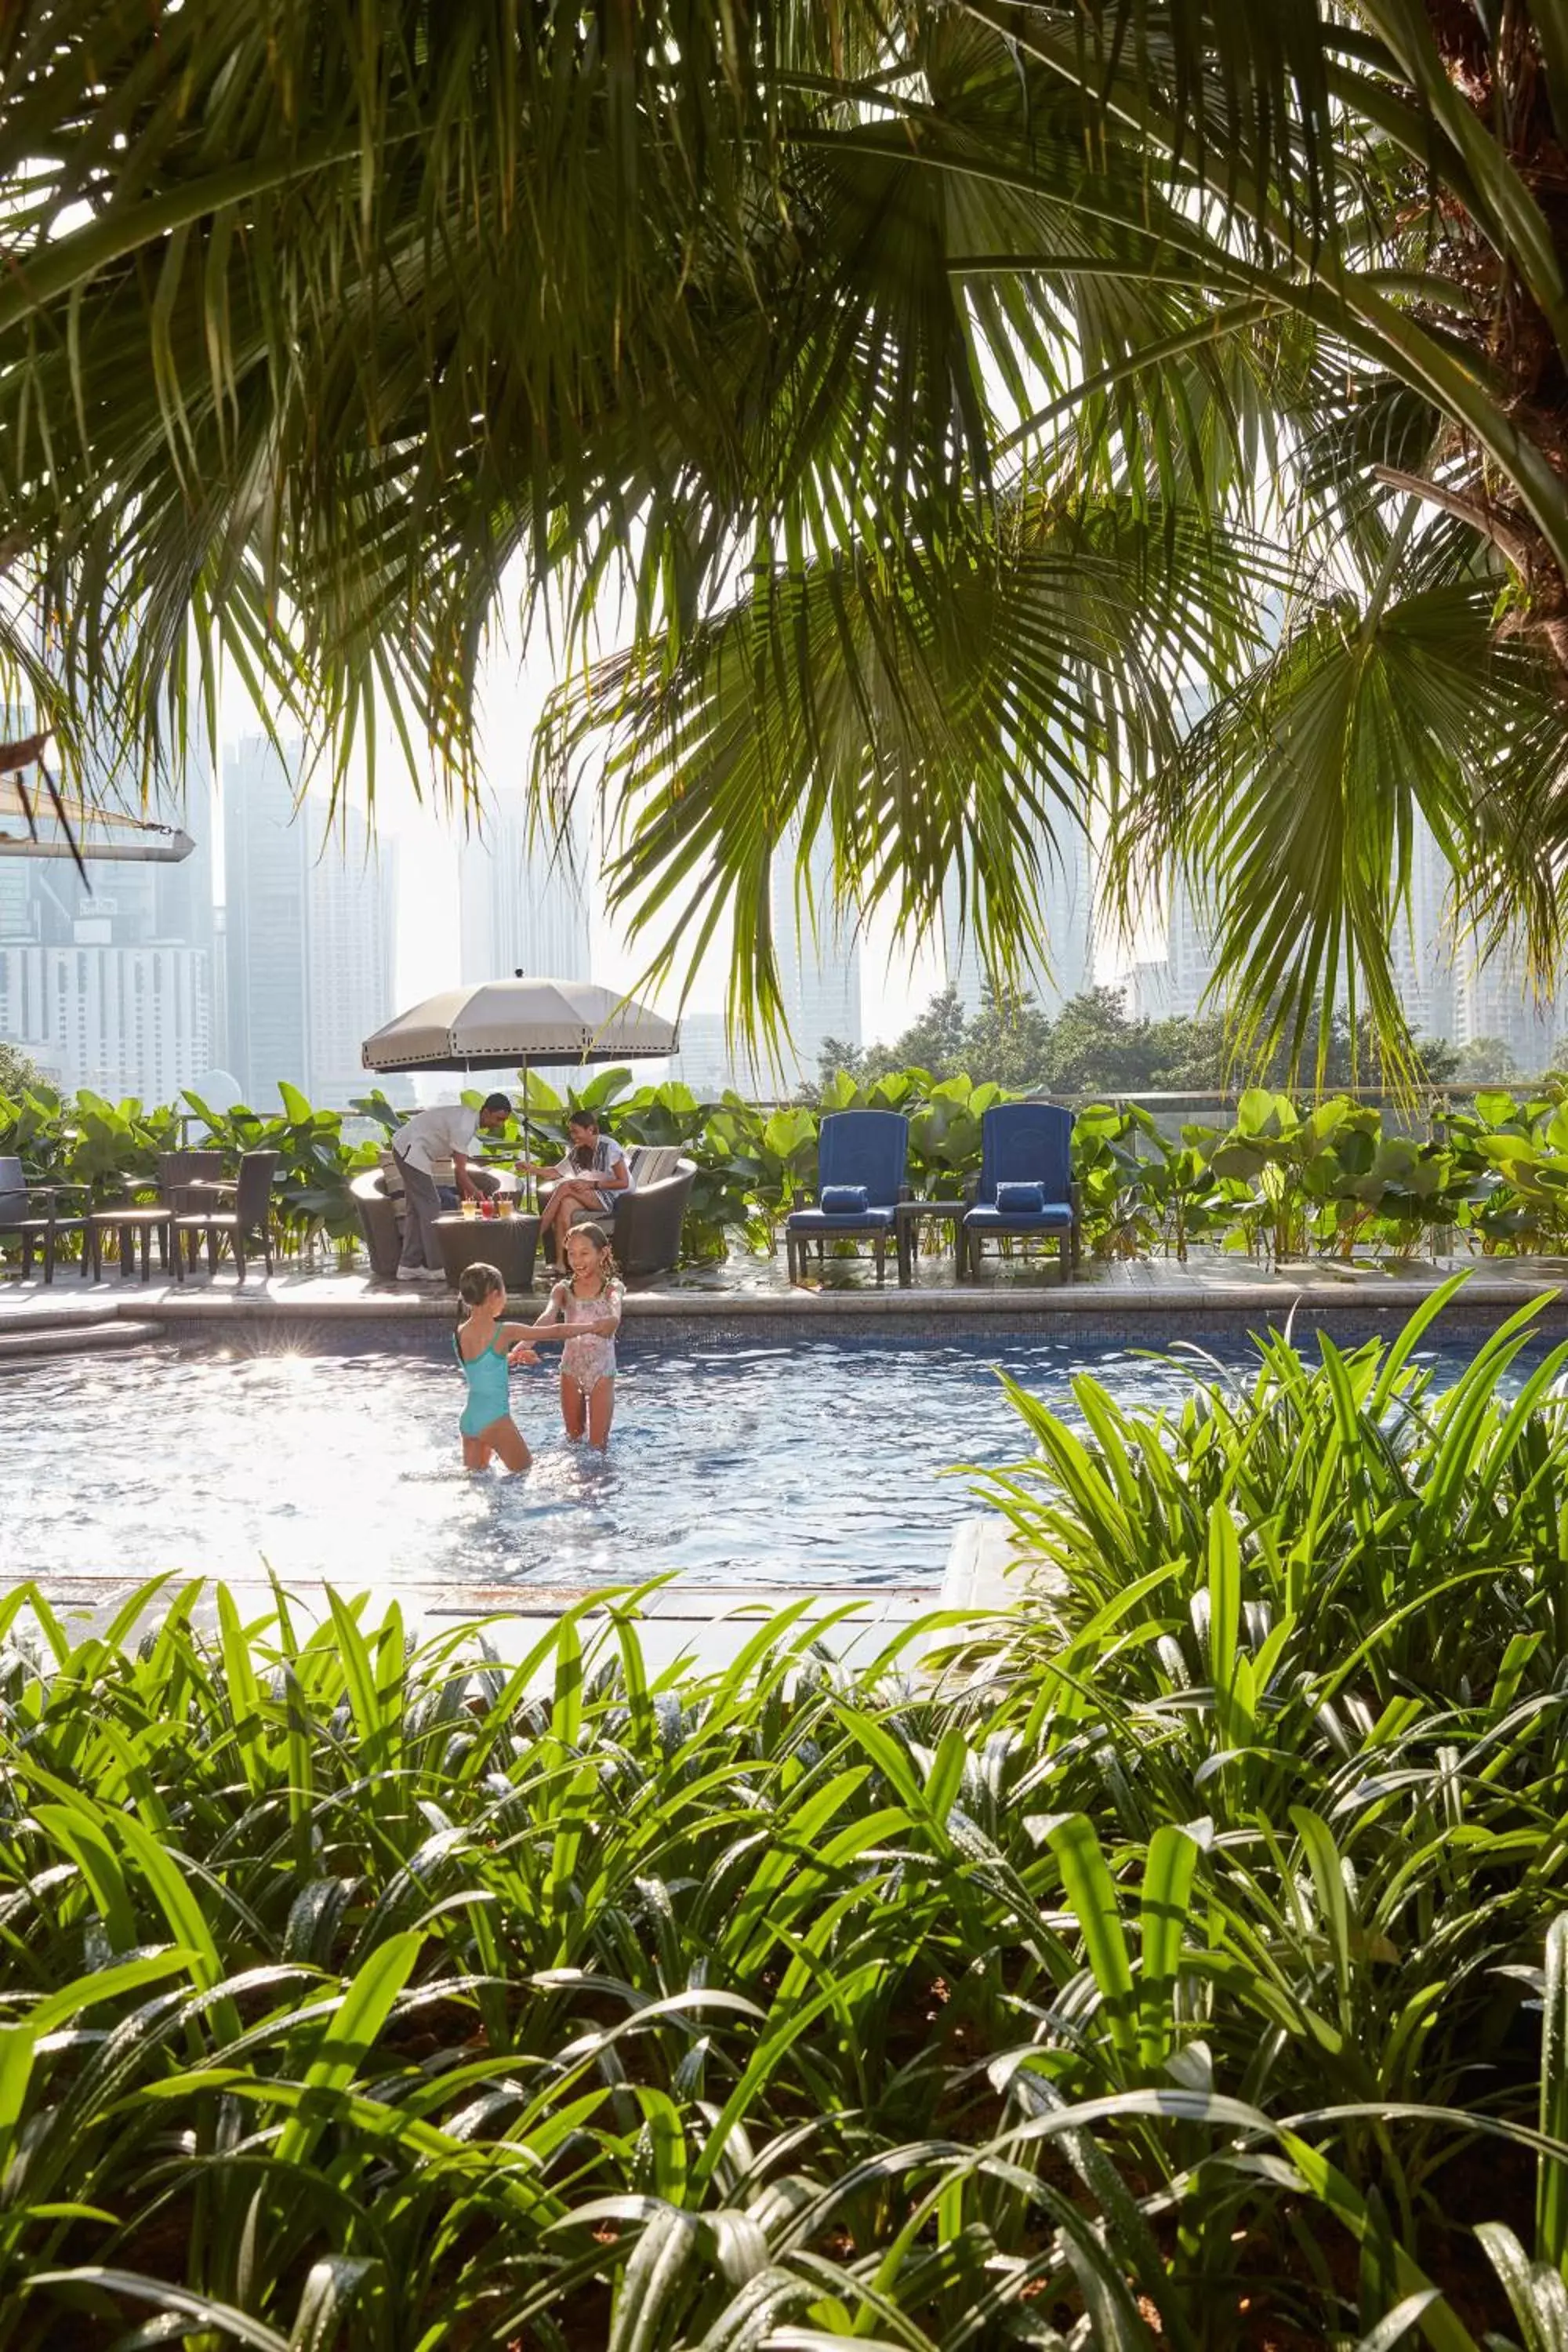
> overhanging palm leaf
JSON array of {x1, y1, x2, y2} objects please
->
[
  {"x1": 1108, "y1": 566, "x2": 1568, "y2": 1077},
  {"x1": 4, "y1": 0, "x2": 1568, "y2": 1062},
  {"x1": 543, "y1": 494, "x2": 1269, "y2": 1045}
]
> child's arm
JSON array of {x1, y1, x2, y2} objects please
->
[
  {"x1": 522, "y1": 1283, "x2": 571, "y2": 1338},
  {"x1": 521, "y1": 1282, "x2": 620, "y2": 1341},
  {"x1": 499, "y1": 1319, "x2": 540, "y2": 1365}
]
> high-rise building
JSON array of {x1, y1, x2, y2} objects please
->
[
  {"x1": 222, "y1": 737, "x2": 310, "y2": 1108},
  {"x1": 307, "y1": 811, "x2": 397, "y2": 1104},
  {"x1": 1388, "y1": 819, "x2": 1457, "y2": 1043},
  {"x1": 942, "y1": 822, "x2": 1094, "y2": 1019},
  {"x1": 156, "y1": 772, "x2": 218, "y2": 968},
  {"x1": 1454, "y1": 936, "x2": 1559, "y2": 1067},
  {"x1": 668, "y1": 1011, "x2": 755, "y2": 1098},
  {"x1": 221, "y1": 735, "x2": 401, "y2": 1108},
  {"x1": 0, "y1": 764, "x2": 218, "y2": 1100},
  {"x1": 0, "y1": 940, "x2": 209, "y2": 1101},
  {"x1": 1161, "y1": 869, "x2": 1221, "y2": 1022},
  {"x1": 774, "y1": 830, "x2": 861, "y2": 1087},
  {"x1": 457, "y1": 795, "x2": 590, "y2": 982},
  {"x1": 0, "y1": 856, "x2": 29, "y2": 943}
]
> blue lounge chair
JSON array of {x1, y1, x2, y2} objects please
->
[
  {"x1": 786, "y1": 1110, "x2": 909, "y2": 1286},
  {"x1": 961, "y1": 1102, "x2": 1080, "y2": 1280}
]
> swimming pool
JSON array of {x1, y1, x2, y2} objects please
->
[
  {"x1": 1, "y1": 1327, "x2": 1264, "y2": 1591},
  {"x1": 2, "y1": 1324, "x2": 1524, "y2": 1592}
]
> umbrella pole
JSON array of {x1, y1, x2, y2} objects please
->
[{"x1": 521, "y1": 1058, "x2": 532, "y2": 1213}]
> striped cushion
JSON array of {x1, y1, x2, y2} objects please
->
[{"x1": 628, "y1": 1145, "x2": 681, "y2": 1185}]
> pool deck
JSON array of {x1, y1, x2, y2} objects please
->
[{"x1": 4, "y1": 1245, "x2": 1568, "y2": 1340}]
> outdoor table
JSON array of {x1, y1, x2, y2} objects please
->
[
  {"x1": 894, "y1": 1197, "x2": 968, "y2": 1288},
  {"x1": 433, "y1": 1209, "x2": 539, "y2": 1294}
]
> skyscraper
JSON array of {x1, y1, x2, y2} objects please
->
[
  {"x1": 457, "y1": 795, "x2": 590, "y2": 982},
  {"x1": 668, "y1": 1011, "x2": 754, "y2": 1098},
  {"x1": 1388, "y1": 818, "x2": 1457, "y2": 1044},
  {"x1": 0, "y1": 855, "x2": 30, "y2": 943},
  {"x1": 307, "y1": 811, "x2": 397, "y2": 1104},
  {"x1": 1454, "y1": 935, "x2": 1559, "y2": 1066},
  {"x1": 774, "y1": 829, "x2": 861, "y2": 1087},
  {"x1": 0, "y1": 767, "x2": 217, "y2": 1101},
  {"x1": 942, "y1": 822, "x2": 1094, "y2": 1019},
  {"x1": 1161, "y1": 869, "x2": 1221, "y2": 1022},
  {"x1": 221, "y1": 735, "x2": 401, "y2": 1108},
  {"x1": 222, "y1": 737, "x2": 310, "y2": 1107}
]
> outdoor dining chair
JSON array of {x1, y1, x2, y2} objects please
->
[
  {"x1": 87, "y1": 1149, "x2": 227, "y2": 1281},
  {"x1": 172, "y1": 1149, "x2": 278, "y2": 1282},
  {"x1": 0, "y1": 1152, "x2": 94, "y2": 1283}
]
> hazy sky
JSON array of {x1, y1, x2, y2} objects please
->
[{"x1": 247, "y1": 623, "x2": 951, "y2": 1047}]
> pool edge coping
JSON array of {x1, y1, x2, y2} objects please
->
[{"x1": 45, "y1": 1272, "x2": 1568, "y2": 1327}]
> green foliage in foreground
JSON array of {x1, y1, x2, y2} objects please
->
[{"x1": 9, "y1": 1294, "x2": 1568, "y2": 2341}]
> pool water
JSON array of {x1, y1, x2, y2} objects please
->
[{"x1": 0, "y1": 1329, "x2": 1265, "y2": 1591}]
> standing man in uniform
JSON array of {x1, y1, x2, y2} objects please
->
[{"x1": 390, "y1": 1093, "x2": 513, "y2": 1281}]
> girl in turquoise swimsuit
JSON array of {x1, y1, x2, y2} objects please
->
[{"x1": 453, "y1": 1262, "x2": 539, "y2": 1473}]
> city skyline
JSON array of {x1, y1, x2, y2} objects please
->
[
  {"x1": 0, "y1": 735, "x2": 403, "y2": 1109},
  {"x1": 1123, "y1": 829, "x2": 1563, "y2": 1062},
  {"x1": 0, "y1": 777, "x2": 216, "y2": 1105},
  {"x1": 9, "y1": 740, "x2": 1568, "y2": 1102},
  {"x1": 669, "y1": 834, "x2": 864, "y2": 1095},
  {"x1": 222, "y1": 736, "x2": 400, "y2": 1109}
]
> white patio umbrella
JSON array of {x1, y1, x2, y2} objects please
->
[{"x1": 361, "y1": 977, "x2": 680, "y2": 1200}]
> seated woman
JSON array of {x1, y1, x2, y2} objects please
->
[{"x1": 517, "y1": 1107, "x2": 633, "y2": 1272}]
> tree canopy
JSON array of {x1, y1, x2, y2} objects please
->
[
  {"x1": 4, "y1": 3, "x2": 1568, "y2": 1063},
  {"x1": 826, "y1": 984, "x2": 1475, "y2": 1098}
]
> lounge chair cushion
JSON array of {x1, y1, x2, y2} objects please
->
[
  {"x1": 966, "y1": 1200, "x2": 1073, "y2": 1232},
  {"x1": 995, "y1": 1181, "x2": 1046, "y2": 1214},
  {"x1": 787, "y1": 1202, "x2": 895, "y2": 1233},
  {"x1": 819, "y1": 1184, "x2": 869, "y2": 1214},
  {"x1": 627, "y1": 1145, "x2": 681, "y2": 1186}
]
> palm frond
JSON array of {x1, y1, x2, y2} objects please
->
[
  {"x1": 540, "y1": 492, "x2": 1271, "y2": 1050},
  {"x1": 1106, "y1": 560, "x2": 1568, "y2": 1080}
]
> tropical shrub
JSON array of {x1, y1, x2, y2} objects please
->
[
  {"x1": 180, "y1": 1083, "x2": 390, "y2": 1247},
  {"x1": 15, "y1": 1065, "x2": 1568, "y2": 1271},
  {"x1": 0, "y1": 1079, "x2": 394, "y2": 1259},
  {"x1": 9, "y1": 1294, "x2": 1568, "y2": 2339}
]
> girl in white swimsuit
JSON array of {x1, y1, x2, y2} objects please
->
[{"x1": 522, "y1": 1223, "x2": 624, "y2": 1446}]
